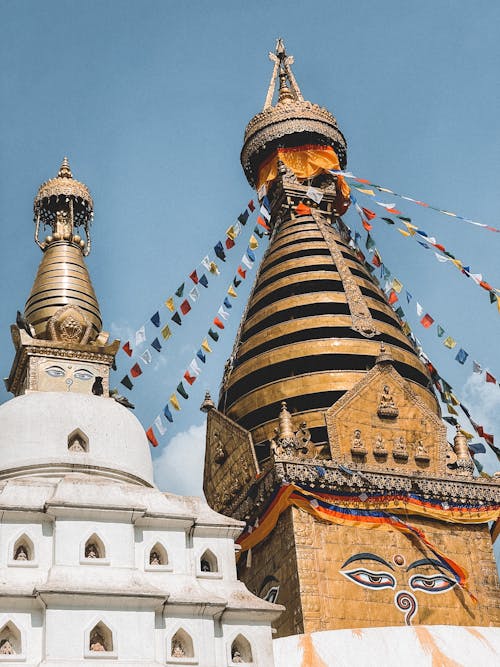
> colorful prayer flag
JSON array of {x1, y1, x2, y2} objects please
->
[
  {"x1": 443, "y1": 336, "x2": 457, "y2": 349},
  {"x1": 254, "y1": 225, "x2": 264, "y2": 238},
  {"x1": 238, "y1": 210, "x2": 249, "y2": 226},
  {"x1": 171, "y1": 312, "x2": 182, "y2": 326},
  {"x1": 130, "y1": 363, "x2": 142, "y2": 378},
  {"x1": 362, "y1": 219, "x2": 373, "y2": 232},
  {"x1": 214, "y1": 241, "x2": 226, "y2": 262},
  {"x1": 161, "y1": 324, "x2": 172, "y2": 340},
  {"x1": 122, "y1": 342, "x2": 133, "y2": 357},
  {"x1": 135, "y1": 326, "x2": 146, "y2": 346},
  {"x1": 184, "y1": 370, "x2": 196, "y2": 386},
  {"x1": 361, "y1": 207, "x2": 377, "y2": 220},
  {"x1": 227, "y1": 284, "x2": 237, "y2": 298},
  {"x1": 365, "y1": 234, "x2": 375, "y2": 250},
  {"x1": 213, "y1": 317, "x2": 225, "y2": 329},
  {"x1": 150, "y1": 311, "x2": 160, "y2": 328},
  {"x1": 455, "y1": 348, "x2": 469, "y2": 365},
  {"x1": 189, "y1": 270, "x2": 199, "y2": 284},
  {"x1": 381, "y1": 217, "x2": 395, "y2": 225},
  {"x1": 218, "y1": 306, "x2": 229, "y2": 320},
  {"x1": 472, "y1": 361, "x2": 482, "y2": 374},
  {"x1": 392, "y1": 278, "x2": 403, "y2": 293},
  {"x1": 420, "y1": 314, "x2": 434, "y2": 328},
  {"x1": 189, "y1": 359, "x2": 201, "y2": 376},
  {"x1": 199, "y1": 274, "x2": 209, "y2": 288},
  {"x1": 226, "y1": 225, "x2": 237, "y2": 240},
  {"x1": 249, "y1": 235, "x2": 259, "y2": 250},
  {"x1": 201, "y1": 339, "x2": 212, "y2": 353},
  {"x1": 189, "y1": 286, "x2": 199, "y2": 303},
  {"x1": 223, "y1": 297, "x2": 232, "y2": 309},
  {"x1": 140, "y1": 350, "x2": 152, "y2": 365},
  {"x1": 170, "y1": 394, "x2": 181, "y2": 411},
  {"x1": 154, "y1": 415, "x2": 166, "y2": 436},
  {"x1": 296, "y1": 202, "x2": 311, "y2": 215},
  {"x1": 175, "y1": 283, "x2": 185, "y2": 298},
  {"x1": 177, "y1": 382, "x2": 189, "y2": 399},
  {"x1": 146, "y1": 427, "x2": 158, "y2": 447},
  {"x1": 247, "y1": 248, "x2": 256, "y2": 262},
  {"x1": 388, "y1": 290, "x2": 398, "y2": 305},
  {"x1": 208, "y1": 328, "x2": 219, "y2": 342},
  {"x1": 437, "y1": 325, "x2": 445, "y2": 338},
  {"x1": 120, "y1": 375, "x2": 133, "y2": 390},
  {"x1": 163, "y1": 404, "x2": 173, "y2": 422},
  {"x1": 165, "y1": 297, "x2": 175, "y2": 312},
  {"x1": 248, "y1": 199, "x2": 255, "y2": 212},
  {"x1": 196, "y1": 349, "x2": 206, "y2": 364},
  {"x1": 180, "y1": 300, "x2": 191, "y2": 315},
  {"x1": 372, "y1": 251, "x2": 382, "y2": 268},
  {"x1": 416, "y1": 302, "x2": 423, "y2": 317},
  {"x1": 395, "y1": 306, "x2": 405, "y2": 318},
  {"x1": 233, "y1": 276, "x2": 242, "y2": 287},
  {"x1": 151, "y1": 337, "x2": 162, "y2": 352},
  {"x1": 225, "y1": 237, "x2": 235, "y2": 249},
  {"x1": 485, "y1": 372, "x2": 496, "y2": 384},
  {"x1": 242, "y1": 255, "x2": 253, "y2": 270},
  {"x1": 209, "y1": 261, "x2": 220, "y2": 275}
]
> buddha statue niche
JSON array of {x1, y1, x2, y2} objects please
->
[
  {"x1": 14, "y1": 545, "x2": 28, "y2": 561},
  {"x1": 89, "y1": 631, "x2": 106, "y2": 652}
]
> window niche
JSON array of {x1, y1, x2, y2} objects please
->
[
  {"x1": 0, "y1": 621, "x2": 23, "y2": 659},
  {"x1": 198, "y1": 549, "x2": 220, "y2": 578},
  {"x1": 81, "y1": 534, "x2": 109, "y2": 565},
  {"x1": 84, "y1": 621, "x2": 116, "y2": 659},
  {"x1": 145, "y1": 542, "x2": 171, "y2": 571},
  {"x1": 230, "y1": 634, "x2": 253, "y2": 664},
  {"x1": 68, "y1": 428, "x2": 89, "y2": 453},
  {"x1": 169, "y1": 628, "x2": 196, "y2": 664},
  {"x1": 8, "y1": 533, "x2": 36, "y2": 568}
]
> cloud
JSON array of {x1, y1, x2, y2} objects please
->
[
  {"x1": 153, "y1": 422, "x2": 206, "y2": 497},
  {"x1": 460, "y1": 373, "x2": 500, "y2": 473}
]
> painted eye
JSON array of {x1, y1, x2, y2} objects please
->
[
  {"x1": 74, "y1": 369, "x2": 94, "y2": 381},
  {"x1": 46, "y1": 366, "x2": 65, "y2": 377},
  {"x1": 409, "y1": 574, "x2": 456, "y2": 594},
  {"x1": 341, "y1": 569, "x2": 396, "y2": 590}
]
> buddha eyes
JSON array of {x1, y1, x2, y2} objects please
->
[
  {"x1": 341, "y1": 569, "x2": 396, "y2": 590},
  {"x1": 409, "y1": 574, "x2": 456, "y2": 593},
  {"x1": 74, "y1": 369, "x2": 94, "y2": 381},
  {"x1": 46, "y1": 366, "x2": 65, "y2": 377}
]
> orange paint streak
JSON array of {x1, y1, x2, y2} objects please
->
[
  {"x1": 414, "y1": 627, "x2": 463, "y2": 667},
  {"x1": 351, "y1": 628, "x2": 363, "y2": 638},
  {"x1": 465, "y1": 627, "x2": 495, "y2": 653},
  {"x1": 299, "y1": 634, "x2": 329, "y2": 667}
]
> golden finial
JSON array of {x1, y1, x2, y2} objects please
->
[
  {"x1": 263, "y1": 38, "x2": 304, "y2": 110},
  {"x1": 376, "y1": 341, "x2": 394, "y2": 365},
  {"x1": 278, "y1": 401, "x2": 296, "y2": 440},
  {"x1": 200, "y1": 391, "x2": 216, "y2": 413},
  {"x1": 58, "y1": 156, "x2": 73, "y2": 179}
]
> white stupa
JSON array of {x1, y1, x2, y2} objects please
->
[{"x1": 0, "y1": 159, "x2": 280, "y2": 666}]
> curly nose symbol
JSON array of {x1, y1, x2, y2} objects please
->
[
  {"x1": 395, "y1": 590, "x2": 417, "y2": 625},
  {"x1": 66, "y1": 378, "x2": 73, "y2": 392}
]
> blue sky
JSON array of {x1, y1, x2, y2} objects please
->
[{"x1": 1, "y1": 1, "x2": 499, "y2": 500}]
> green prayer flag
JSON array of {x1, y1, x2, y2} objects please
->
[
  {"x1": 365, "y1": 233, "x2": 375, "y2": 250},
  {"x1": 398, "y1": 216, "x2": 412, "y2": 223},
  {"x1": 176, "y1": 382, "x2": 189, "y2": 399},
  {"x1": 381, "y1": 217, "x2": 395, "y2": 225},
  {"x1": 490, "y1": 291, "x2": 497, "y2": 304},
  {"x1": 208, "y1": 328, "x2": 219, "y2": 342},
  {"x1": 175, "y1": 283, "x2": 185, "y2": 298},
  {"x1": 437, "y1": 325, "x2": 445, "y2": 338}
]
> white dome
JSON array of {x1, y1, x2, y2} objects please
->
[{"x1": 0, "y1": 392, "x2": 154, "y2": 486}]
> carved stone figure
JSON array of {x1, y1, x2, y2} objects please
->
[
  {"x1": 14, "y1": 545, "x2": 28, "y2": 561},
  {"x1": 378, "y1": 384, "x2": 399, "y2": 419},
  {"x1": 201, "y1": 559, "x2": 211, "y2": 572},
  {"x1": 0, "y1": 639, "x2": 15, "y2": 655},
  {"x1": 350, "y1": 429, "x2": 367, "y2": 456},
  {"x1": 150, "y1": 551, "x2": 161, "y2": 565},
  {"x1": 213, "y1": 432, "x2": 227, "y2": 464},
  {"x1": 85, "y1": 543, "x2": 99, "y2": 558},
  {"x1": 172, "y1": 639, "x2": 185, "y2": 657},
  {"x1": 393, "y1": 435, "x2": 409, "y2": 461},
  {"x1": 232, "y1": 648, "x2": 243, "y2": 663},
  {"x1": 69, "y1": 437, "x2": 85, "y2": 452},
  {"x1": 89, "y1": 632, "x2": 106, "y2": 652},
  {"x1": 373, "y1": 434, "x2": 387, "y2": 457},
  {"x1": 414, "y1": 440, "x2": 431, "y2": 463}
]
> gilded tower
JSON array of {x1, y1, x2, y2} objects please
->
[{"x1": 203, "y1": 41, "x2": 500, "y2": 637}]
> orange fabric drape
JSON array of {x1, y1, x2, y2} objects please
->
[{"x1": 257, "y1": 144, "x2": 343, "y2": 190}]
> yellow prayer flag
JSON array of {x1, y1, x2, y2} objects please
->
[
  {"x1": 209, "y1": 261, "x2": 220, "y2": 275},
  {"x1": 459, "y1": 428, "x2": 474, "y2": 440},
  {"x1": 249, "y1": 235, "x2": 259, "y2": 250},
  {"x1": 201, "y1": 339, "x2": 212, "y2": 353},
  {"x1": 392, "y1": 278, "x2": 403, "y2": 293},
  {"x1": 161, "y1": 324, "x2": 172, "y2": 340},
  {"x1": 450, "y1": 392, "x2": 460, "y2": 406},
  {"x1": 165, "y1": 296, "x2": 175, "y2": 312},
  {"x1": 446, "y1": 404, "x2": 458, "y2": 416},
  {"x1": 227, "y1": 285, "x2": 237, "y2": 298},
  {"x1": 401, "y1": 322, "x2": 412, "y2": 336},
  {"x1": 497, "y1": 295, "x2": 500, "y2": 313},
  {"x1": 170, "y1": 394, "x2": 181, "y2": 411},
  {"x1": 451, "y1": 259, "x2": 463, "y2": 270},
  {"x1": 443, "y1": 336, "x2": 456, "y2": 349},
  {"x1": 226, "y1": 225, "x2": 236, "y2": 241},
  {"x1": 357, "y1": 188, "x2": 375, "y2": 196},
  {"x1": 397, "y1": 228, "x2": 411, "y2": 237},
  {"x1": 403, "y1": 221, "x2": 417, "y2": 236},
  {"x1": 441, "y1": 210, "x2": 457, "y2": 217}
]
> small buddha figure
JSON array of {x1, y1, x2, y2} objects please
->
[
  {"x1": 54, "y1": 210, "x2": 73, "y2": 241},
  {"x1": 0, "y1": 639, "x2": 15, "y2": 655},
  {"x1": 214, "y1": 433, "x2": 227, "y2": 464},
  {"x1": 14, "y1": 545, "x2": 28, "y2": 561},
  {"x1": 85, "y1": 543, "x2": 99, "y2": 559},
  {"x1": 201, "y1": 559, "x2": 211, "y2": 572},
  {"x1": 89, "y1": 631, "x2": 106, "y2": 652},
  {"x1": 150, "y1": 550, "x2": 162, "y2": 566},
  {"x1": 172, "y1": 639, "x2": 185, "y2": 658},
  {"x1": 350, "y1": 429, "x2": 367, "y2": 456},
  {"x1": 393, "y1": 435, "x2": 409, "y2": 461},
  {"x1": 373, "y1": 434, "x2": 387, "y2": 457},
  {"x1": 232, "y1": 648, "x2": 243, "y2": 663},
  {"x1": 414, "y1": 439, "x2": 430, "y2": 463},
  {"x1": 69, "y1": 437, "x2": 85, "y2": 452},
  {"x1": 377, "y1": 384, "x2": 399, "y2": 419}
]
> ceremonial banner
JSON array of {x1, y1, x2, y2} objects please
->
[{"x1": 256, "y1": 144, "x2": 342, "y2": 190}]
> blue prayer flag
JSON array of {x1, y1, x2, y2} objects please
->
[
  {"x1": 163, "y1": 404, "x2": 173, "y2": 423},
  {"x1": 223, "y1": 297, "x2": 232, "y2": 309},
  {"x1": 151, "y1": 337, "x2": 162, "y2": 352},
  {"x1": 455, "y1": 348, "x2": 469, "y2": 365},
  {"x1": 196, "y1": 349, "x2": 206, "y2": 364},
  {"x1": 150, "y1": 311, "x2": 161, "y2": 328}
]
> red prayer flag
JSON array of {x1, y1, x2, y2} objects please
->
[
  {"x1": 180, "y1": 299, "x2": 191, "y2": 315},
  {"x1": 213, "y1": 317, "x2": 225, "y2": 330},
  {"x1": 479, "y1": 280, "x2": 493, "y2": 291},
  {"x1": 485, "y1": 372, "x2": 496, "y2": 384},
  {"x1": 372, "y1": 252, "x2": 382, "y2": 268},
  {"x1": 388, "y1": 290, "x2": 398, "y2": 305},
  {"x1": 361, "y1": 207, "x2": 377, "y2": 221},
  {"x1": 146, "y1": 427, "x2": 158, "y2": 447},
  {"x1": 433, "y1": 243, "x2": 446, "y2": 252},
  {"x1": 362, "y1": 219, "x2": 373, "y2": 231},
  {"x1": 484, "y1": 432, "x2": 494, "y2": 446},
  {"x1": 356, "y1": 250, "x2": 366, "y2": 263},
  {"x1": 183, "y1": 370, "x2": 196, "y2": 386},
  {"x1": 387, "y1": 207, "x2": 402, "y2": 215},
  {"x1": 130, "y1": 363, "x2": 142, "y2": 378},
  {"x1": 415, "y1": 201, "x2": 429, "y2": 207},
  {"x1": 237, "y1": 266, "x2": 246, "y2": 279},
  {"x1": 122, "y1": 341, "x2": 133, "y2": 357},
  {"x1": 257, "y1": 216, "x2": 270, "y2": 231},
  {"x1": 189, "y1": 270, "x2": 199, "y2": 284},
  {"x1": 225, "y1": 237, "x2": 235, "y2": 249},
  {"x1": 248, "y1": 199, "x2": 255, "y2": 212},
  {"x1": 296, "y1": 202, "x2": 312, "y2": 215},
  {"x1": 420, "y1": 314, "x2": 434, "y2": 328},
  {"x1": 356, "y1": 178, "x2": 371, "y2": 184}
]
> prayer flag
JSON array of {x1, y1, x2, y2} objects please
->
[
  {"x1": 388, "y1": 290, "x2": 398, "y2": 305},
  {"x1": 213, "y1": 317, "x2": 225, "y2": 330},
  {"x1": 447, "y1": 404, "x2": 458, "y2": 416},
  {"x1": 209, "y1": 261, "x2": 220, "y2": 275},
  {"x1": 171, "y1": 312, "x2": 182, "y2": 326},
  {"x1": 376, "y1": 201, "x2": 397, "y2": 210},
  {"x1": 170, "y1": 394, "x2": 180, "y2": 411},
  {"x1": 226, "y1": 225, "x2": 237, "y2": 240},
  {"x1": 405, "y1": 290, "x2": 412, "y2": 303},
  {"x1": 381, "y1": 217, "x2": 395, "y2": 225},
  {"x1": 146, "y1": 427, "x2": 158, "y2": 447},
  {"x1": 233, "y1": 276, "x2": 242, "y2": 287},
  {"x1": 249, "y1": 235, "x2": 259, "y2": 249},
  {"x1": 135, "y1": 326, "x2": 146, "y2": 346},
  {"x1": 489, "y1": 291, "x2": 497, "y2": 304},
  {"x1": 296, "y1": 202, "x2": 311, "y2": 215},
  {"x1": 154, "y1": 415, "x2": 166, "y2": 436},
  {"x1": 189, "y1": 270, "x2": 199, "y2": 284},
  {"x1": 218, "y1": 305, "x2": 230, "y2": 320},
  {"x1": 189, "y1": 286, "x2": 199, "y2": 303},
  {"x1": 237, "y1": 266, "x2": 246, "y2": 279},
  {"x1": 227, "y1": 285, "x2": 238, "y2": 298},
  {"x1": 257, "y1": 184, "x2": 267, "y2": 200},
  {"x1": 372, "y1": 251, "x2": 382, "y2": 268},
  {"x1": 248, "y1": 199, "x2": 255, "y2": 212},
  {"x1": 208, "y1": 328, "x2": 219, "y2": 341},
  {"x1": 189, "y1": 359, "x2": 201, "y2": 376},
  {"x1": 196, "y1": 349, "x2": 206, "y2": 364},
  {"x1": 420, "y1": 314, "x2": 434, "y2": 328},
  {"x1": 223, "y1": 297, "x2": 233, "y2": 309},
  {"x1": 395, "y1": 306, "x2": 405, "y2": 318},
  {"x1": 443, "y1": 336, "x2": 456, "y2": 349},
  {"x1": 455, "y1": 348, "x2": 469, "y2": 365},
  {"x1": 392, "y1": 278, "x2": 403, "y2": 293},
  {"x1": 161, "y1": 324, "x2": 172, "y2": 340},
  {"x1": 140, "y1": 350, "x2": 152, "y2": 365},
  {"x1": 177, "y1": 382, "x2": 189, "y2": 399},
  {"x1": 130, "y1": 363, "x2": 142, "y2": 378},
  {"x1": 238, "y1": 210, "x2": 249, "y2": 226},
  {"x1": 398, "y1": 228, "x2": 410, "y2": 237},
  {"x1": 365, "y1": 234, "x2": 375, "y2": 250},
  {"x1": 175, "y1": 283, "x2": 185, "y2": 298},
  {"x1": 361, "y1": 207, "x2": 377, "y2": 220},
  {"x1": 225, "y1": 237, "x2": 235, "y2": 249},
  {"x1": 165, "y1": 296, "x2": 175, "y2": 312},
  {"x1": 479, "y1": 280, "x2": 493, "y2": 291},
  {"x1": 260, "y1": 206, "x2": 271, "y2": 223},
  {"x1": 184, "y1": 370, "x2": 196, "y2": 386},
  {"x1": 201, "y1": 338, "x2": 212, "y2": 353},
  {"x1": 201, "y1": 256, "x2": 211, "y2": 271},
  {"x1": 357, "y1": 188, "x2": 375, "y2": 196},
  {"x1": 151, "y1": 337, "x2": 162, "y2": 353},
  {"x1": 242, "y1": 255, "x2": 253, "y2": 270},
  {"x1": 199, "y1": 274, "x2": 209, "y2": 288},
  {"x1": 402, "y1": 322, "x2": 412, "y2": 336},
  {"x1": 247, "y1": 248, "x2": 256, "y2": 262},
  {"x1": 486, "y1": 372, "x2": 496, "y2": 384},
  {"x1": 437, "y1": 325, "x2": 445, "y2": 338},
  {"x1": 472, "y1": 361, "x2": 482, "y2": 374},
  {"x1": 362, "y1": 219, "x2": 373, "y2": 232},
  {"x1": 214, "y1": 241, "x2": 226, "y2": 262},
  {"x1": 163, "y1": 404, "x2": 173, "y2": 423},
  {"x1": 180, "y1": 299, "x2": 191, "y2": 315},
  {"x1": 120, "y1": 375, "x2": 133, "y2": 390},
  {"x1": 122, "y1": 342, "x2": 133, "y2": 357},
  {"x1": 416, "y1": 302, "x2": 423, "y2": 317},
  {"x1": 150, "y1": 311, "x2": 160, "y2": 328},
  {"x1": 254, "y1": 225, "x2": 264, "y2": 238}
]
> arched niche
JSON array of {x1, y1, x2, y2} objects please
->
[
  {"x1": 199, "y1": 548, "x2": 218, "y2": 574},
  {"x1": 67, "y1": 428, "x2": 88, "y2": 453},
  {"x1": 82, "y1": 533, "x2": 106, "y2": 560},
  {"x1": 147, "y1": 542, "x2": 169, "y2": 569},
  {"x1": 170, "y1": 628, "x2": 194, "y2": 659},
  {"x1": 230, "y1": 634, "x2": 253, "y2": 664},
  {"x1": 86, "y1": 621, "x2": 114, "y2": 654},
  {"x1": 0, "y1": 620, "x2": 22, "y2": 657},
  {"x1": 11, "y1": 533, "x2": 35, "y2": 564}
]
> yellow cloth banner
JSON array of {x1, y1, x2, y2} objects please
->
[
  {"x1": 201, "y1": 339, "x2": 212, "y2": 353},
  {"x1": 170, "y1": 394, "x2": 181, "y2": 411},
  {"x1": 227, "y1": 285, "x2": 238, "y2": 298},
  {"x1": 257, "y1": 144, "x2": 343, "y2": 190},
  {"x1": 165, "y1": 297, "x2": 175, "y2": 312},
  {"x1": 249, "y1": 235, "x2": 259, "y2": 250}
]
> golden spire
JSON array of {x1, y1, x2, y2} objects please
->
[
  {"x1": 263, "y1": 38, "x2": 304, "y2": 110},
  {"x1": 58, "y1": 156, "x2": 73, "y2": 178}
]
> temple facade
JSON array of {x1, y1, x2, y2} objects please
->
[
  {"x1": 203, "y1": 40, "x2": 500, "y2": 639},
  {"x1": 0, "y1": 160, "x2": 280, "y2": 665}
]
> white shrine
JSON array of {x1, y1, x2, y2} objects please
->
[{"x1": 0, "y1": 159, "x2": 280, "y2": 666}]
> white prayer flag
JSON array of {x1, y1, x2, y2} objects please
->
[
  {"x1": 260, "y1": 205, "x2": 271, "y2": 221},
  {"x1": 375, "y1": 201, "x2": 397, "y2": 210},
  {"x1": 135, "y1": 326, "x2": 146, "y2": 346},
  {"x1": 154, "y1": 415, "x2": 166, "y2": 436},
  {"x1": 470, "y1": 273, "x2": 483, "y2": 285},
  {"x1": 434, "y1": 253, "x2": 449, "y2": 263},
  {"x1": 189, "y1": 359, "x2": 201, "y2": 376},
  {"x1": 472, "y1": 360, "x2": 482, "y2": 374},
  {"x1": 218, "y1": 305, "x2": 230, "y2": 320},
  {"x1": 416, "y1": 302, "x2": 423, "y2": 317},
  {"x1": 140, "y1": 349, "x2": 152, "y2": 365},
  {"x1": 201, "y1": 256, "x2": 211, "y2": 271},
  {"x1": 306, "y1": 186, "x2": 323, "y2": 204},
  {"x1": 241, "y1": 254, "x2": 253, "y2": 270},
  {"x1": 189, "y1": 286, "x2": 199, "y2": 302},
  {"x1": 257, "y1": 183, "x2": 267, "y2": 201}
]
